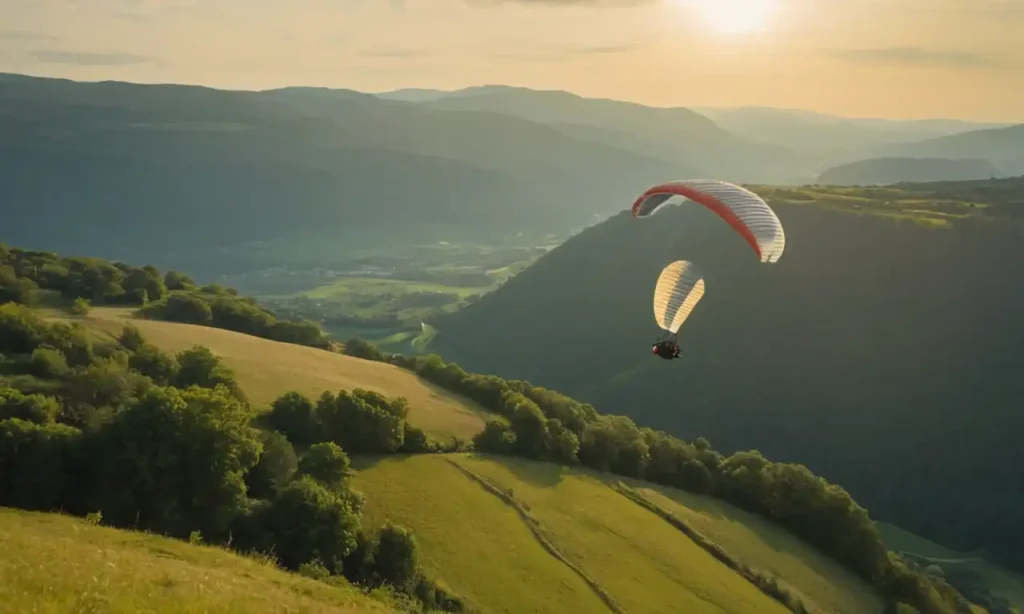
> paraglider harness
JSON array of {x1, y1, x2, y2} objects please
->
[{"x1": 652, "y1": 337, "x2": 681, "y2": 360}]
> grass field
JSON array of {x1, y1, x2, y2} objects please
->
[
  {"x1": 0, "y1": 507, "x2": 396, "y2": 614},
  {"x1": 877, "y1": 522, "x2": 1024, "y2": 612},
  {"x1": 456, "y1": 455, "x2": 795, "y2": 614},
  {"x1": 44, "y1": 307, "x2": 492, "y2": 442},
  {"x1": 632, "y1": 485, "x2": 883, "y2": 614},
  {"x1": 755, "y1": 182, "x2": 1021, "y2": 229},
  {"x1": 299, "y1": 277, "x2": 489, "y2": 302},
  {"x1": 352, "y1": 453, "x2": 868, "y2": 614},
  {"x1": 351, "y1": 455, "x2": 611, "y2": 614}
]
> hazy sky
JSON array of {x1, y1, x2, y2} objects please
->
[{"x1": 1, "y1": 0, "x2": 1022, "y2": 121}]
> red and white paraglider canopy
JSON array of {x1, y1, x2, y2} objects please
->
[{"x1": 631, "y1": 179, "x2": 786, "y2": 264}]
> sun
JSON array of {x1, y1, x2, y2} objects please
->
[{"x1": 675, "y1": 0, "x2": 779, "y2": 34}]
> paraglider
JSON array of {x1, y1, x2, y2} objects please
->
[
  {"x1": 631, "y1": 179, "x2": 786, "y2": 264},
  {"x1": 651, "y1": 260, "x2": 706, "y2": 361}
]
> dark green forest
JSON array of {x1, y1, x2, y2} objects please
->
[
  {"x1": 0, "y1": 243, "x2": 974, "y2": 613},
  {"x1": 430, "y1": 178, "x2": 1024, "y2": 575}
]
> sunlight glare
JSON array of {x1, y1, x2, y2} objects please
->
[{"x1": 673, "y1": 0, "x2": 779, "y2": 34}]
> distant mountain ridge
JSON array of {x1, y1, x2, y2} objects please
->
[
  {"x1": 0, "y1": 72, "x2": 684, "y2": 273},
  {"x1": 816, "y1": 157, "x2": 1001, "y2": 185}
]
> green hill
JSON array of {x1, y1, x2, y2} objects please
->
[
  {"x1": 885, "y1": 125, "x2": 1024, "y2": 175},
  {"x1": 55, "y1": 307, "x2": 492, "y2": 442},
  {"x1": 0, "y1": 507, "x2": 398, "y2": 614},
  {"x1": 428, "y1": 177, "x2": 1024, "y2": 576},
  {"x1": 0, "y1": 72, "x2": 680, "y2": 275},
  {"x1": 0, "y1": 241, "x2": 976, "y2": 614},
  {"x1": 352, "y1": 453, "x2": 880, "y2": 614},
  {"x1": 402, "y1": 85, "x2": 795, "y2": 183},
  {"x1": 816, "y1": 157, "x2": 1001, "y2": 185}
]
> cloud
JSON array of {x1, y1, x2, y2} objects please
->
[
  {"x1": 31, "y1": 50, "x2": 156, "y2": 66},
  {"x1": 489, "y1": 41, "x2": 638, "y2": 61},
  {"x1": 0, "y1": 30, "x2": 57, "y2": 42},
  {"x1": 828, "y1": 47, "x2": 1001, "y2": 68}
]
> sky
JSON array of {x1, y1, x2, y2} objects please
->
[{"x1": 0, "y1": 0, "x2": 1022, "y2": 121}]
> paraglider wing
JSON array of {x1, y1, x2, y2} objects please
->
[
  {"x1": 631, "y1": 179, "x2": 786, "y2": 263},
  {"x1": 653, "y1": 260, "x2": 706, "y2": 335}
]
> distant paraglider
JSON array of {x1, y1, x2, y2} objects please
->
[
  {"x1": 631, "y1": 179, "x2": 786, "y2": 264},
  {"x1": 651, "y1": 260, "x2": 705, "y2": 361}
]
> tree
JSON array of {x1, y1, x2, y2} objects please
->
[
  {"x1": 267, "y1": 391, "x2": 320, "y2": 447},
  {"x1": 246, "y1": 430, "x2": 298, "y2": 500},
  {"x1": 251, "y1": 476, "x2": 361, "y2": 573},
  {"x1": 504, "y1": 392, "x2": 548, "y2": 459},
  {"x1": 83, "y1": 385, "x2": 261, "y2": 540},
  {"x1": 371, "y1": 522, "x2": 420, "y2": 591},
  {"x1": 298, "y1": 442, "x2": 351, "y2": 489},
  {"x1": 160, "y1": 294, "x2": 213, "y2": 326},
  {"x1": 343, "y1": 338, "x2": 386, "y2": 362},
  {"x1": 0, "y1": 388, "x2": 61, "y2": 425},
  {"x1": 173, "y1": 346, "x2": 244, "y2": 400},
  {"x1": 0, "y1": 418, "x2": 81, "y2": 511},
  {"x1": 317, "y1": 390, "x2": 405, "y2": 454},
  {"x1": 473, "y1": 421, "x2": 516, "y2": 455},
  {"x1": 544, "y1": 419, "x2": 580, "y2": 464},
  {"x1": 164, "y1": 271, "x2": 195, "y2": 292},
  {"x1": 118, "y1": 325, "x2": 146, "y2": 352}
]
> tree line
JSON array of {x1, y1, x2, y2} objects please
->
[
  {"x1": 0, "y1": 303, "x2": 463, "y2": 613},
  {"x1": 345, "y1": 341, "x2": 973, "y2": 614},
  {"x1": 0, "y1": 244, "x2": 332, "y2": 350}
]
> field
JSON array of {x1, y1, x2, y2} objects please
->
[
  {"x1": 0, "y1": 507, "x2": 396, "y2": 614},
  {"x1": 877, "y1": 522, "x2": 1024, "y2": 612},
  {"x1": 632, "y1": 485, "x2": 883, "y2": 614},
  {"x1": 226, "y1": 240, "x2": 551, "y2": 354},
  {"x1": 756, "y1": 181, "x2": 1023, "y2": 228},
  {"x1": 352, "y1": 453, "x2": 885, "y2": 614},
  {"x1": 45, "y1": 307, "x2": 492, "y2": 442}
]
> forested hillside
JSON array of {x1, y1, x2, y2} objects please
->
[
  {"x1": 884, "y1": 125, "x2": 1024, "y2": 175},
  {"x1": 430, "y1": 178, "x2": 1024, "y2": 575},
  {"x1": 817, "y1": 157, "x2": 1000, "y2": 185},
  {"x1": 0, "y1": 73, "x2": 679, "y2": 274}
]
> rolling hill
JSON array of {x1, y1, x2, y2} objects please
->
[
  {"x1": 352, "y1": 454, "x2": 883, "y2": 614},
  {"x1": 0, "y1": 72, "x2": 680, "y2": 275},
  {"x1": 3, "y1": 244, "x2": 981, "y2": 613},
  {"x1": 0, "y1": 507, "x2": 398, "y2": 614},
  {"x1": 45, "y1": 307, "x2": 492, "y2": 442},
  {"x1": 816, "y1": 157, "x2": 1001, "y2": 185},
  {"x1": 428, "y1": 178, "x2": 1024, "y2": 575},
  {"x1": 883, "y1": 124, "x2": 1024, "y2": 175},
  {"x1": 695, "y1": 106, "x2": 1006, "y2": 161},
  {"x1": 383, "y1": 85, "x2": 801, "y2": 183}
]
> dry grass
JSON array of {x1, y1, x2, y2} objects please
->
[
  {"x1": 44, "y1": 307, "x2": 491, "y2": 441},
  {"x1": 0, "y1": 507, "x2": 396, "y2": 614}
]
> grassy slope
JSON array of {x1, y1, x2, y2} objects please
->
[
  {"x1": 877, "y1": 522, "x2": 1024, "y2": 612},
  {"x1": 353, "y1": 454, "x2": 883, "y2": 614},
  {"x1": 633, "y1": 486, "x2": 884, "y2": 614},
  {"x1": 47, "y1": 307, "x2": 491, "y2": 441},
  {"x1": 350, "y1": 455, "x2": 611, "y2": 614},
  {"x1": 0, "y1": 507, "x2": 396, "y2": 614}
]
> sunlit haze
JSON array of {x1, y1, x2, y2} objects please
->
[{"x1": 0, "y1": 0, "x2": 1022, "y2": 120}]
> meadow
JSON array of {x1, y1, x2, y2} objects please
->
[
  {"x1": 44, "y1": 307, "x2": 492, "y2": 442},
  {"x1": 352, "y1": 454, "x2": 887, "y2": 614},
  {"x1": 0, "y1": 508, "x2": 397, "y2": 614}
]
